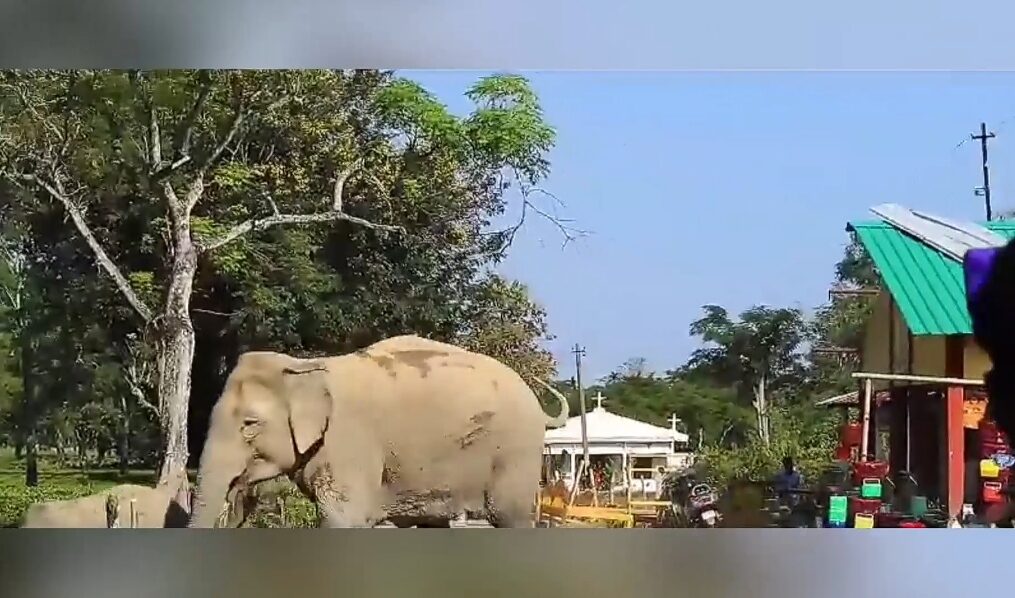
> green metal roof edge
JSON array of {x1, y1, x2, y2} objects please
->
[{"x1": 845, "y1": 219, "x2": 1015, "y2": 336}]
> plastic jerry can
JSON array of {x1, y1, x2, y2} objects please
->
[
  {"x1": 860, "y1": 478, "x2": 882, "y2": 499},
  {"x1": 983, "y1": 481, "x2": 1004, "y2": 504},
  {"x1": 853, "y1": 460, "x2": 889, "y2": 483},
  {"x1": 854, "y1": 513, "x2": 875, "y2": 529},
  {"x1": 841, "y1": 423, "x2": 863, "y2": 446},
  {"x1": 827, "y1": 495, "x2": 848, "y2": 525},
  {"x1": 981, "y1": 459, "x2": 1001, "y2": 479},
  {"x1": 909, "y1": 496, "x2": 928, "y2": 517}
]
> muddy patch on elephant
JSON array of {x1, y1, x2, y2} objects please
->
[
  {"x1": 362, "y1": 352, "x2": 399, "y2": 378},
  {"x1": 458, "y1": 411, "x2": 495, "y2": 448},
  {"x1": 384, "y1": 488, "x2": 456, "y2": 518},
  {"x1": 390, "y1": 349, "x2": 450, "y2": 376},
  {"x1": 381, "y1": 447, "x2": 402, "y2": 485},
  {"x1": 309, "y1": 464, "x2": 349, "y2": 504}
]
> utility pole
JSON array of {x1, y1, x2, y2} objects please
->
[
  {"x1": 571, "y1": 343, "x2": 594, "y2": 504},
  {"x1": 971, "y1": 122, "x2": 996, "y2": 221}
]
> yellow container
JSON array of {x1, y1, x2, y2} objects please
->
[
  {"x1": 854, "y1": 514, "x2": 875, "y2": 529},
  {"x1": 981, "y1": 459, "x2": 1001, "y2": 479}
]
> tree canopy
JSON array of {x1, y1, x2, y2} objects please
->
[{"x1": 0, "y1": 70, "x2": 565, "y2": 482}]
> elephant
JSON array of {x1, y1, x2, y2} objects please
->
[
  {"x1": 21, "y1": 482, "x2": 191, "y2": 528},
  {"x1": 189, "y1": 335, "x2": 570, "y2": 528}
]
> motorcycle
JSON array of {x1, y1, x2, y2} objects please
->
[
  {"x1": 687, "y1": 483, "x2": 722, "y2": 527},
  {"x1": 658, "y1": 471, "x2": 721, "y2": 527}
]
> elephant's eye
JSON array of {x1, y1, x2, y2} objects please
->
[{"x1": 241, "y1": 416, "x2": 259, "y2": 427}]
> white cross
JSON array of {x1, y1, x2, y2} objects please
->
[
  {"x1": 669, "y1": 414, "x2": 681, "y2": 430},
  {"x1": 592, "y1": 392, "x2": 606, "y2": 410}
]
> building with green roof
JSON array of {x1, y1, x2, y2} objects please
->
[{"x1": 845, "y1": 217, "x2": 1014, "y2": 519}]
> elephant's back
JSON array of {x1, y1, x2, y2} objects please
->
[
  {"x1": 336, "y1": 338, "x2": 542, "y2": 421},
  {"x1": 329, "y1": 338, "x2": 546, "y2": 490},
  {"x1": 21, "y1": 494, "x2": 106, "y2": 528}
]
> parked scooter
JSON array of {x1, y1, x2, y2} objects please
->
[
  {"x1": 686, "y1": 483, "x2": 722, "y2": 527},
  {"x1": 659, "y1": 471, "x2": 722, "y2": 527}
]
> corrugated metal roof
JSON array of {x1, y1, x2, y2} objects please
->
[
  {"x1": 815, "y1": 390, "x2": 891, "y2": 407},
  {"x1": 847, "y1": 220, "x2": 1015, "y2": 336}
]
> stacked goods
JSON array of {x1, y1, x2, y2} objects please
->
[
  {"x1": 852, "y1": 460, "x2": 889, "y2": 485},
  {"x1": 836, "y1": 423, "x2": 863, "y2": 461},
  {"x1": 979, "y1": 419, "x2": 1013, "y2": 506},
  {"x1": 860, "y1": 478, "x2": 883, "y2": 499},
  {"x1": 826, "y1": 495, "x2": 848, "y2": 528},
  {"x1": 849, "y1": 496, "x2": 882, "y2": 528},
  {"x1": 854, "y1": 514, "x2": 875, "y2": 528}
]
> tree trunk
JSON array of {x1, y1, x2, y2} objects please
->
[
  {"x1": 24, "y1": 431, "x2": 38, "y2": 487},
  {"x1": 19, "y1": 326, "x2": 38, "y2": 487},
  {"x1": 118, "y1": 395, "x2": 130, "y2": 476},
  {"x1": 754, "y1": 374, "x2": 769, "y2": 446},
  {"x1": 155, "y1": 239, "x2": 198, "y2": 487}
]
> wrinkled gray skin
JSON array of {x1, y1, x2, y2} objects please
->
[
  {"x1": 21, "y1": 483, "x2": 191, "y2": 528},
  {"x1": 189, "y1": 335, "x2": 569, "y2": 528}
]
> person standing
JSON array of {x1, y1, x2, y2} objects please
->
[{"x1": 773, "y1": 456, "x2": 804, "y2": 507}]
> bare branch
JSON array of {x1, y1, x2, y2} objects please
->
[
  {"x1": 332, "y1": 159, "x2": 362, "y2": 212},
  {"x1": 202, "y1": 101, "x2": 246, "y2": 174},
  {"x1": 200, "y1": 161, "x2": 402, "y2": 252},
  {"x1": 129, "y1": 382, "x2": 159, "y2": 416},
  {"x1": 192, "y1": 308, "x2": 237, "y2": 317},
  {"x1": 148, "y1": 103, "x2": 162, "y2": 168},
  {"x1": 201, "y1": 210, "x2": 402, "y2": 253},
  {"x1": 522, "y1": 198, "x2": 588, "y2": 248},
  {"x1": 17, "y1": 173, "x2": 154, "y2": 323},
  {"x1": 183, "y1": 174, "x2": 205, "y2": 214},
  {"x1": 2, "y1": 81, "x2": 64, "y2": 143},
  {"x1": 161, "y1": 181, "x2": 183, "y2": 219},
  {"x1": 174, "y1": 71, "x2": 214, "y2": 157}
]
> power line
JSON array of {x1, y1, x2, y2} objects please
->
[{"x1": 971, "y1": 122, "x2": 997, "y2": 221}]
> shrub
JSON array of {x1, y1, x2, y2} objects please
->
[
  {"x1": 243, "y1": 477, "x2": 319, "y2": 528},
  {"x1": 700, "y1": 405, "x2": 839, "y2": 489}
]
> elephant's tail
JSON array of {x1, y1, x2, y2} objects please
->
[{"x1": 531, "y1": 379, "x2": 571, "y2": 428}]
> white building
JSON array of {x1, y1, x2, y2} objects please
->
[{"x1": 543, "y1": 393, "x2": 692, "y2": 497}]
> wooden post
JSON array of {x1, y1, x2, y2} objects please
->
[
  {"x1": 567, "y1": 459, "x2": 586, "y2": 507},
  {"x1": 945, "y1": 335, "x2": 965, "y2": 519},
  {"x1": 534, "y1": 491, "x2": 542, "y2": 526},
  {"x1": 129, "y1": 498, "x2": 138, "y2": 528},
  {"x1": 860, "y1": 378, "x2": 873, "y2": 462},
  {"x1": 946, "y1": 385, "x2": 965, "y2": 518},
  {"x1": 572, "y1": 344, "x2": 596, "y2": 506}
]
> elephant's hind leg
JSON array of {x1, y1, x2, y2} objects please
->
[{"x1": 484, "y1": 460, "x2": 538, "y2": 528}]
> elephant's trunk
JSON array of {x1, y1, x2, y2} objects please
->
[{"x1": 189, "y1": 418, "x2": 248, "y2": 528}]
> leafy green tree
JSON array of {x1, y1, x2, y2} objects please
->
[
  {"x1": 456, "y1": 274, "x2": 556, "y2": 384},
  {"x1": 701, "y1": 403, "x2": 838, "y2": 488},
  {"x1": 0, "y1": 70, "x2": 562, "y2": 484},
  {"x1": 681, "y1": 305, "x2": 806, "y2": 445},
  {"x1": 590, "y1": 364, "x2": 753, "y2": 449}
]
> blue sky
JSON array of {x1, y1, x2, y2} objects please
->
[{"x1": 407, "y1": 71, "x2": 1015, "y2": 381}]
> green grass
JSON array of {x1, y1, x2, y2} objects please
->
[{"x1": 0, "y1": 448, "x2": 318, "y2": 528}]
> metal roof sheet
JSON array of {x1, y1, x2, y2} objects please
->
[
  {"x1": 815, "y1": 390, "x2": 891, "y2": 407},
  {"x1": 847, "y1": 219, "x2": 1015, "y2": 336}
]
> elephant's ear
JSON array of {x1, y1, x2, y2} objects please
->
[{"x1": 282, "y1": 363, "x2": 332, "y2": 455}]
